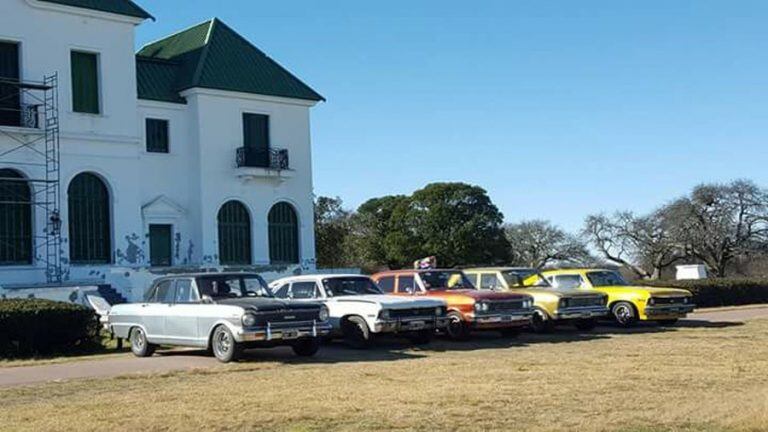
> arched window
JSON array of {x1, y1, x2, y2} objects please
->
[
  {"x1": 0, "y1": 169, "x2": 32, "y2": 265},
  {"x1": 68, "y1": 173, "x2": 111, "y2": 264},
  {"x1": 268, "y1": 202, "x2": 299, "y2": 264},
  {"x1": 218, "y1": 201, "x2": 251, "y2": 265}
]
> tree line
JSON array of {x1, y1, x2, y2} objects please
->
[{"x1": 315, "y1": 180, "x2": 768, "y2": 278}]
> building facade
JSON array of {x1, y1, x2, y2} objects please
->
[{"x1": 0, "y1": 0, "x2": 323, "y2": 301}]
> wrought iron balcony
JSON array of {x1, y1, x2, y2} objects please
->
[
  {"x1": 0, "y1": 103, "x2": 41, "y2": 129},
  {"x1": 236, "y1": 147, "x2": 289, "y2": 170}
]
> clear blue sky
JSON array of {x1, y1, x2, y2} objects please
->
[{"x1": 135, "y1": 0, "x2": 768, "y2": 233}]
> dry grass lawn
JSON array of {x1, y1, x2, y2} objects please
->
[{"x1": 1, "y1": 319, "x2": 767, "y2": 432}]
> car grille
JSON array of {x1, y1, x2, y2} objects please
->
[
  {"x1": 488, "y1": 300, "x2": 524, "y2": 312},
  {"x1": 568, "y1": 296, "x2": 604, "y2": 307},
  {"x1": 256, "y1": 310, "x2": 318, "y2": 325},
  {"x1": 390, "y1": 307, "x2": 436, "y2": 319},
  {"x1": 652, "y1": 297, "x2": 688, "y2": 305}
]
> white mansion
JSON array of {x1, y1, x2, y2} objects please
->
[{"x1": 0, "y1": 0, "x2": 323, "y2": 301}]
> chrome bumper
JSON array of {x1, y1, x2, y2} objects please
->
[
  {"x1": 469, "y1": 310, "x2": 534, "y2": 328},
  {"x1": 645, "y1": 304, "x2": 696, "y2": 316},
  {"x1": 554, "y1": 306, "x2": 609, "y2": 320},
  {"x1": 374, "y1": 316, "x2": 449, "y2": 333},
  {"x1": 238, "y1": 320, "x2": 332, "y2": 342}
]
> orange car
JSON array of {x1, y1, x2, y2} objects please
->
[{"x1": 371, "y1": 269, "x2": 534, "y2": 340}]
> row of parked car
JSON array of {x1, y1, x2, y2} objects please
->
[{"x1": 96, "y1": 267, "x2": 696, "y2": 363}]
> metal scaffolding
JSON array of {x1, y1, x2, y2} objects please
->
[{"x1": 0, "y1": 73, "x2": 62, "y2": 283}]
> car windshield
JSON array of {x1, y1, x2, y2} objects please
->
[
  {"x1": 420, "y1": 271, "x2": 475, "y2": 290},
  {"x1": 501, "y1": 270, "x2": 552, "y2": 288},
  {"x1": 323, "y1": 277, "x2": 382, "y2": 297},
  {"x1": 586, "y1": 271, "x2": 628, "y2": 287},
  {"x1": 196, "y1": 275, "x2": 272, "y2": 299}
]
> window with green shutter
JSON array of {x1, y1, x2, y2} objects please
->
[
  {"x1": 218, "y1": 201, "x2": 251, "y2": 265},
  {"x1": 68, "y1": 173, "x2": 111, "y2": 264},
  {"x1": 0, "y1": 169, "x2": 32, "y2": 265},
  {"x1": 145, "y1": 118, "x2": 169, "y2": 153},
  {"x1": 71, "y1": 51, "x2": 100, "y2": 114},
  {"x1": 268, "y1": 202, "x2": 299, "y2": 264}
]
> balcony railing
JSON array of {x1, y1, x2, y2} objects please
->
[
  {"x1": 236, "y1": 147, "x2": 289, "y2": 170},
  {"x1": 0, "y1": 103, "x2": 40, "y2": 129}
]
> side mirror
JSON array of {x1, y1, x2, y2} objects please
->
[{"x1": 201, "y1": 295, "x2": 214, "y2": 304}]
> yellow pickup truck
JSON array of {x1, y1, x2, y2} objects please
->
[
  {"x1": 464, "y1": 267, "x2": 608, "y2": 332},
  {"x1": 540, "y1": 269, "x2": 695, "y2": 327}
]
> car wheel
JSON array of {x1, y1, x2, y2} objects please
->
[
  {"x1": 574, "y1": 318, "x2": 598, "y2": 331},
  {"x1": 530, "y1": 310, "x2": 553, "y2": 333},
  {"x1": 407, "y1": 329, "x2": 433, "y2": 345},
  {"x1": 446, "y1": 312, "x2": 471, "y2": 341},
  {"x1": 657, "y1": 319, "x2": 679, "y2": 326},
  {"x1": 211, "y1": 325, "x2": 242, "y2": 363},
  {"x1": 342, "y1": 316, "x2": 372, "y2": 349},
  {"x1": 292, "y1": 338, "x2": 321, "y2": 357},
  {"x1": 129, "y1": 327, "x2": 155, "y2": 358},
  {"x1": 499, "y1": 328, "x2": 520, "y2": 338},
  {"x1": 611, "y1": 302, "x2": 638, "y2": 327}
]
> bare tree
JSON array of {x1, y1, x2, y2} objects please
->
[
  {"x1": 584, "y1": 214, "x2": 652, "y2": 278},
  {"x1": 666, "y1": 180, "x2": 768, "y2": 277},
  {"x1": 505, "y1": 220, "x2": 593, "y2": 269}
]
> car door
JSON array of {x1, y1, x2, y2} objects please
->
[
  {"x1": 163, "y1": 278, "x2": 202, "y2": 346},
  {"x1": 143, "y1": 279, "x2": 175, "y2": 343}
]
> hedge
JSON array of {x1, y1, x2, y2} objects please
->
[
  {"x1": 0, "y1": 299, "x2": 101, "y2": 358},
  {"x1": 636, "y1": 278, "x2": 768, "y2": 308}
]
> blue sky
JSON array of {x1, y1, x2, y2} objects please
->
[{"x1": 135, "y1": 0, "x2": 768, "y2": 232}]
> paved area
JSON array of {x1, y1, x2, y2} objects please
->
[{"x1": 1, "y1": 305, "x2": 766, "y2": 388}]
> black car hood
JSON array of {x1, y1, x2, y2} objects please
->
[{"x1": 216, "y1": 297, "x2": 321, "y2": 312}]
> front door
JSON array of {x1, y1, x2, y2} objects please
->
[
  {"x1": 164, "y1": 279, "x2": 202, "y2": 346},
  {"x1": 149, "y1": 224, "x2": 172, "y2": 267},
  {"x1": 0, "y1": 41, "x2": 20, "y2": 127}
]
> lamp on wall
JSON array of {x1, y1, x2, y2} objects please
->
[{"x1": 49, "y1": 210, "x2": 61, "y2": 236}]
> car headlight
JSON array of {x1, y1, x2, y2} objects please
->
[
  {"x1": 524, "y1": 299, "x2": 533, "y2": 309},
  {"x1": 318, "y1": 306, "x2": 329, "y2": 322},
  {"x1": 379, "y1": 309, "x2": 391, "y2": 320},
  {"x1": 559, "y1": 298, "x2": 570, "y2": 309},
  {"x1": 647, "y1": 297, "x2": 656, "y2": 306},
  {"x1": 242, "y1": 313, "x2": 257, "y2": 327},
  {"x1": 474, "y1": 302, "x2": 489, "y2": 313},
  {"x1": 435, "y1": 307, "x2": 444, "y2": 316},
  {"x1": 683, "y1": 297, "x2": 689, "y2": 304}
]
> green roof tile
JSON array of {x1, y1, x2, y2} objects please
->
[
  {"x1": 137, "y1": 19, "x2": 324, "y2": 102},
  {"x1": 136, "y1": 57, "x2": 186, "y2": 104},
  {"x1": 38, "y1": 0, "x2": 153, "y2": 20}
]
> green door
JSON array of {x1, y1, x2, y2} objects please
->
[
  {"x1": 149, "y1": 224, "x2": 172, "y2": 267},
  {"x1": 0, "y1": 41, "x2": 20, "y2": 127}
]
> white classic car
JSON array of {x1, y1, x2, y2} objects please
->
[
  {"x1": 95, "y1": 272, "x2": 332, "y2": 362},
  {"x1": 269, "y1": 274, "x2": 449, "y2": 348}
]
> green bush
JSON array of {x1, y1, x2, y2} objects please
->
[
  {"x1": 0, "y1": 299, "x2": 101, "y2": 358},
  {"x1": 636, "y1": 278, "x2": 768, "y2": 308}
]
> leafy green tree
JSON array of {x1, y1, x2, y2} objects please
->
[
  {"x1": 314, "y1": 196, "x2": 352, "y2": 268},
  {"x1": 349, "y1": 195, "x2": 411, "y2": 269},
  {"x1": 395, "y1": 183, "x2": 510, "y2": 268}
]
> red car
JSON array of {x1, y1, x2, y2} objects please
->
[{"x1": 371, "y1": 269, "x2": 534, "y2": 340}]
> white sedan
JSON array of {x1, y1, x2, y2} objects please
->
[{"x1": 270, "y1": 274, "x2": 448, "y2": 348}]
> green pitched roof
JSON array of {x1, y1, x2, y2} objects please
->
[
  {"x1": 137, "y1": 19, "x2": 324, "y2": 102},
  {"x1": 136, "y1": 58, "x2": 186, "y2": 104},
  {"x1": 38, "y1": 0, "x2": 153, "y2": 20}
]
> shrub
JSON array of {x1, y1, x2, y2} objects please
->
[
  {"x1": 0, "y1": 299, "x2": 101, "y2": 358},
  {"x1": 636, "y1": 278, "x2": 768, "y2": 308}
]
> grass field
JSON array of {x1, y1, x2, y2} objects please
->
[{"x1": 1, "y1": 320, "x2": 767, "y2": 432}]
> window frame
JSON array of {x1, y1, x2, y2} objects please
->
[
  {"x1": 289, "y1": 281, "x2": 320, "y2": 300},
  {"x1": 396, "y1": 275, "x2": 417, "y2": 294},
  {"x1": 70, "y1": 50, "x2": 101, "y2": 115},
  {"x1": 145, "y1": 118, "x2": 170, "y2": 154},
  {"x1": 173, "y1": 278, "x2": 199, "y2": 304},
  {"x1": 67, "y1": 172, "x2": 111, "y2": 265},
  {"x1": 376, "y1": 276, "x2": 395, "y2": 293}
]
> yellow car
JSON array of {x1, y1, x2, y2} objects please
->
[
  {"x1": 540, "y1": 269, "x2": 695, "y2": 327},
  {"x1": 464, "y1": 267, "x2": 608, "y2": 332}
]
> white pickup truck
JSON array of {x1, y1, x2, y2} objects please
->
[{"x1": 270, "y1": 274, "x2": 449, "y2": 348}]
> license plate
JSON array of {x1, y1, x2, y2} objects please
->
[
  {"x1": 283, "y1": 330, "x2": 299, "y2": 339},
  {"x1": 408, "y1": 321, "x2": 425, "y2": 330}
]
